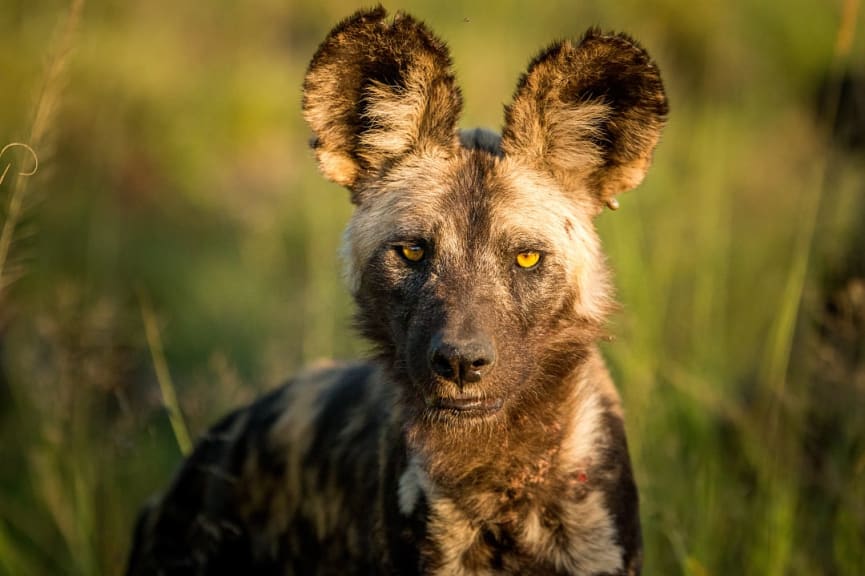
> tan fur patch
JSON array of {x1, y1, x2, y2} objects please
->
[
  {"x1": 340, "y1": 155, "x2": 458, "y2": 293},
  {"x1": 268, "y1": 367, "x2": 336, "y2": 456},
  {"x1": 259, "y1": 365, "x2": 345, "y2": 539},
  {"x1": 398, "y1": 455, "x2": 430, "y2": 516},
  {"x1": 359, "y1": 60, "x2": 460, "y2": 162},
  {"x1": 560, "y1": 349, "x2": 622, "y2": 472},
  {"x1": 494, "y1": 159, "x2": 612, "y2": 323},
  {"x1": 597, "y1": 144, "x2": 657, "y2": 203},
  {"x1": 315, "y1": 149, "x2": 358, "y2": 187},
  {"x1": 425, "y1": 492, "x2": 486, "y2": 576},
  {"x1": 502, "y1": 94, "x2": 610, "y2": 184},
  {"x1": 519, "y1": 491, "x2": 623, "y2": 575}
]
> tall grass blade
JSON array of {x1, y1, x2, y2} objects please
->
[
  {"x1": 761, "y1": 0, "x2": 860, "y2": 395},
  {"x1": 139, "y1": 291, "x2": 193, "y2": 456}
]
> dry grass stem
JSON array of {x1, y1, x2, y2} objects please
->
[{"x1": 0, "y1": 0, "x2": 85, "y2": 295}]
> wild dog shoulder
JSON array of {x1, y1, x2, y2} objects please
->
[{"x1": 126, "y1": 361, "x2": 386, "y2": 573}]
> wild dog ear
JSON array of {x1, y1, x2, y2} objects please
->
[
  {"x1": 302, "y1": 6, "x2": 462, "y2": 201},
  {"x1": 501, "y1": 29, "x2": 668, "y2": 213}
]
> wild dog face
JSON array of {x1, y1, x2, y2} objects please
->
[{"x1": 303, "y1": 8, "x2": 666, "y2": 441}]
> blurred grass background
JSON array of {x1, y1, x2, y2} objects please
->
[{"x1": 1, "y1": 0, "x2": 864, "y2": 574}]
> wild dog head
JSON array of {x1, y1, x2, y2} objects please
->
[{"x1": 303, "y1": 8, "x2": 666, "y2": 438}]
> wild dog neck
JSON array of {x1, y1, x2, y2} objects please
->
[
  {"x1": 398, "y1": 343, "x2": 617, "y2": 499},
  {"x1": 392, "y1": 347, "x2": 633, "y2": 576}
]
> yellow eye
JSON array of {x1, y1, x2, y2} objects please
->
[
  {"x1": 401, "y1": 245, "x2": 425, "y2": 262},
  {"x1": 516, "y1": 250, "x2": 541, "y2": 269}
]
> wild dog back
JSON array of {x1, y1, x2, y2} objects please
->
[{"x1": 127, "y1": 7, "x2": 666, "y2": 575}]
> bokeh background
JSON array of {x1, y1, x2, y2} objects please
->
[{"x1": 1, "y1": 0, "x2": 864, "y2": 574}]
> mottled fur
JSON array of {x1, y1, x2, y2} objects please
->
[{"x1": 127, "y1": 7, "x2": 667, "y2": 575}]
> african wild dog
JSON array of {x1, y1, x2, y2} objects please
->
[{"x1": 127, "y1": 7, "x2": 667, "y2": 575}]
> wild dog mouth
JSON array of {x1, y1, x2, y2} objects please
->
[{"x1": 429, "y1": 396, "x2": 504, "y2": 414}]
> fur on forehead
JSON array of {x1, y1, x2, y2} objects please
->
[
  {"x1": 341, "y1": 154, "x2": 612, "y2": 323},
  {"x1": 493, "y1": 159, "x2": 613, "y2": 323},
  {"x1": 340, "y1": 155, "x2": 455, "y2": 289}
]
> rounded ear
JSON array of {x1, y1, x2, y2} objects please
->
[
  {"x1": 501, "y1": 29, "x2": 668, "y2": 212},
  {"x1": 302, "y1": 7, "x2": 463, "y2": 201}
]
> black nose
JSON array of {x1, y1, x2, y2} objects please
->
[{"x1": 429, "y1": 336, "x2": 496, "y2": 384}]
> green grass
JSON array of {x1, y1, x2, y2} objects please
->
[{"x1": 1, "y1": 0, "x2": 864, "y2": 574}]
